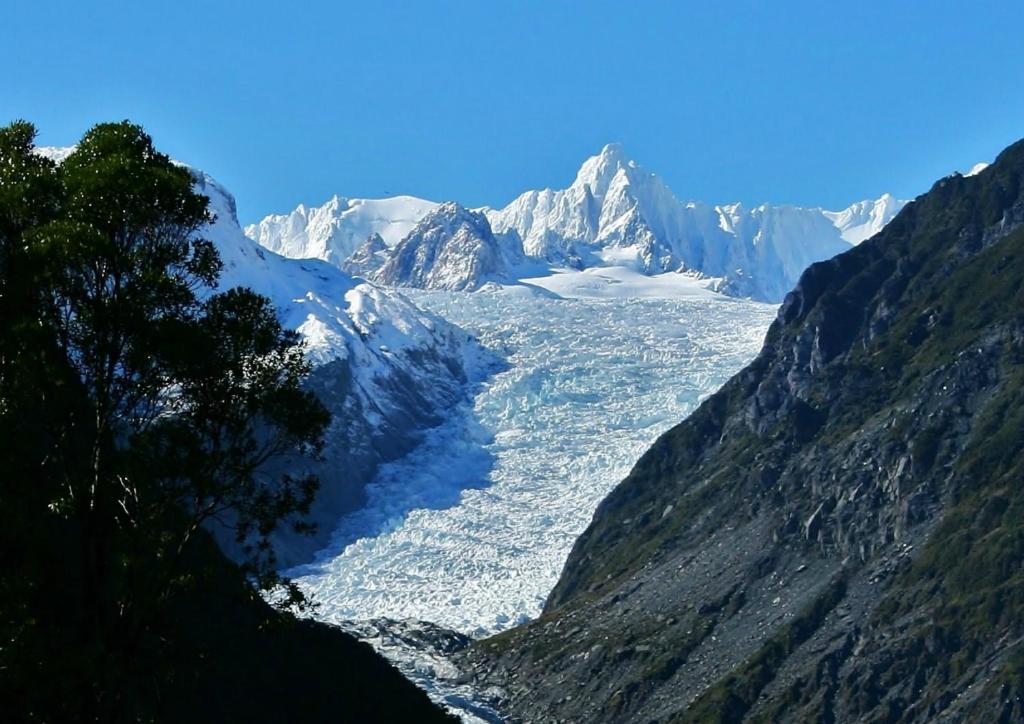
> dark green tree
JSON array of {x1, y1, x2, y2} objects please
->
[{"x1": 0, "y1": 121, "x2": 330, "y2": 719}]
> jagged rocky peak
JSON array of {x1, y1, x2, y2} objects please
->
[
  {"x1": 343, "y1": 231, "x2": 389, "y2": 278},
  {"x1": 573, "y1": 142, "x2": 636, "y2": 196},
  {"x1": 461, "y1": 138, "x2": 1024, "y2": 723},
  {"x1": 372, "y1": 201, "x2": 522, "y2": 292},
  {"x1": 428, "y1": 200, "x2": 487, "y2": 227},
  {"x1": 484, "y1": 142, "x2": 680, "y2": 266}
]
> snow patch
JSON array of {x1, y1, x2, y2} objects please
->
[{"x1": 965, "y1": 161, "x2": 990, "y2": 177}]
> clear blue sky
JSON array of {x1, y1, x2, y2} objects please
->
[{"x1": 4, "y1": 1, "x2": 1024, "y2": 223}]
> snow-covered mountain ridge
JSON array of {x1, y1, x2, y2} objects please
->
[
  {"x1": 367, "y1": 202, "x2": 525, "y2": 291},
  {"x1": 246, "y1": 194, "x2": 439, "y2": 268},
  {"x1": 246, "y1": 145, "x2": 908, "y2": 301},
  {"x1": 37, "y1": 145, "x2": 491, "y2": 565},
  {"x1": 189, "y1": 170, "x2": 492, "y2": 565}
]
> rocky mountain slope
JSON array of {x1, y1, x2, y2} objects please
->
[
  {"x1": 343, "y1": 231, "x2": 389, "y2": 277},
  {"x1": 460, "y1": 139, "x2": 1024, "y2": 722},
  {"x1": 246, "y1": 146, "x2": 903, "y2": 302},
  {"x1": 370, "y1": 202, "x2": 523, "y2": 291},
  {"x1": 191, "y1": 170, "x2": 490, "y2": 567}
]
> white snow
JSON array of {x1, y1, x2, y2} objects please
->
[
  {"x1": 822, "y1": 192, "x2": 904, "y2": 244},
  {"x1": 291, "y1": 287, "x2": 777, "y2": 636},
  {"x1": 247, "y1": 144, "x2": 906, "y2": 302},
  {"x1": 245, "y1": 194, "x2": 439, "y2": 266},
  {"x1": 965, "y1": 162, "x2": 990, "y2": 177},
  {"x1": 518, "y1": 265, "x2": 723, "y2": 299},
  {"x1": 190, "y1": 169, "x2": 484, "y2": 431},
  {"x1": 34, "y1": 145, "x2": 76, "y2": 163}
]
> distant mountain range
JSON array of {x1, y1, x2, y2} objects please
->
[{"x1": 245, "y1": 145, "x2": 906, "y2": 301}]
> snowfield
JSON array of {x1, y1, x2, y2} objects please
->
[
  {"x1": 517, "y1": 265, "x2": 723, "y2": 299},
  {"x1": 291, "y1": 286, "x2": 777, "y2": 635}
]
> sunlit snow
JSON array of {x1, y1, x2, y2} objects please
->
[{"x1": 291, "y1": 286, "x2": 777, "y2": 636}]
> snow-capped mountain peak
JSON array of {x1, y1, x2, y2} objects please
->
[
  {"x1": 823, "y1": 192, "x2": 905, "y2": 244},
  {"x1": 247, "y1": 145, "x2": 907, "y2": 302},
  {"x1": 572, "y1": 142, "x2": 637, "y2": 197},
  {"x1": 483, "y1": 143, "x2": 683, "y2": 267},
  {"x1": 245, "y1": 194, "x2": 439, "y2": 266},
  {"x1": 371, "y1": 202, "x2": 522, "y2": 291}
]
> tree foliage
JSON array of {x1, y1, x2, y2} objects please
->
[{"x1": 0, "y1": 120, "x2": 330, "y2": 719}]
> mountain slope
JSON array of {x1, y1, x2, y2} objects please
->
[
  {"x1": 371, "y1": 202, "x2": 523, "y2": 291},
  {"x1": 191, "y1": 170, "x2": 490, "y2": 567},
  {"x1": 461, "y1": 139, "x2": 1024, "y2": 722}
]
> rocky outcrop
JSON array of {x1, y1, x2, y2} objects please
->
[
  {"x1": 343, "y1": 232, "x2": 388, "y2": 278},
  {"x1": 372, "y1": 202, "x2": 523, "y2": 291},
  {"x1": 460, "y1": 139, "x2": 1024, "y2": 722}
]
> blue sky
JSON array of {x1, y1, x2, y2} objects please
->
[{"x1": 4, "y1": 1, "x2": 1024, "y2": 223}]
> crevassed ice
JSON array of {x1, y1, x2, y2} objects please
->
[{"x1": 292, "y1": 289, "x2": 777, "y2": 636}]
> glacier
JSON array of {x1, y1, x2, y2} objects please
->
[
  {"x1": 291, "y1": 288, "x2": 776, "y2": 632},
  {"x1": 288, "y1": 285, "x2": 776, "y2": 718}
]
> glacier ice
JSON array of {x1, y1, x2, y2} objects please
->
[
  {"x1": 291, "y1": 288, "x2": 778, "y2": 635},
  {"x1": 289, "y1": 285, "x2": 778, "y2": 719}
]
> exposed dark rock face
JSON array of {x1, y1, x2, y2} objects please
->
[
  {"x1": 373, "y1": 202, "x2": 522, "y2": 291},
  {"x1": 460, "y1": 139, "x2": 1024, "y2": 722},
  {"x1": 343, "y1": 231, "x2": 389, "y2": 278}
]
